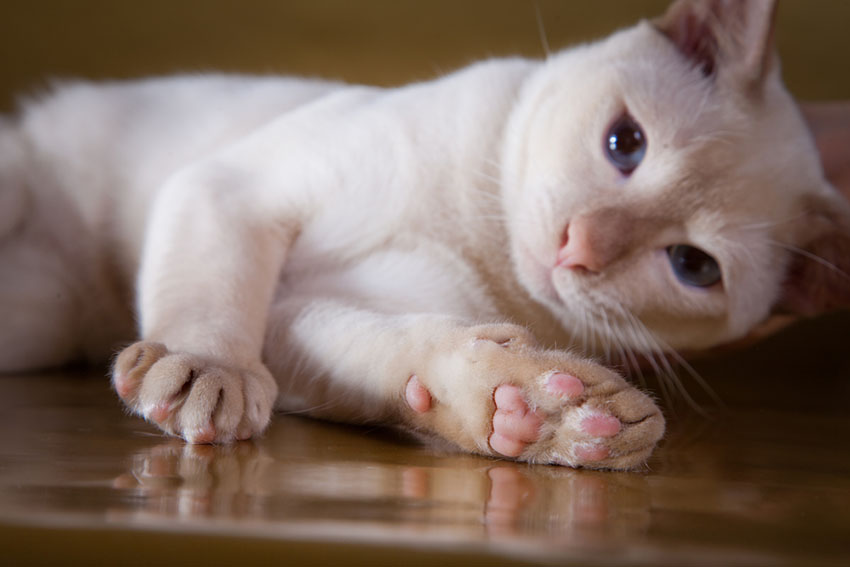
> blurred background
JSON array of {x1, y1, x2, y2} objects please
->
[{"x1": 2, "y1": 0, "x2": 849, "y2": 112}]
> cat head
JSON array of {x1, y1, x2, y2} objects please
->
[{"x1": 502, "y1": 0, "x2": 850, "y2": 354}]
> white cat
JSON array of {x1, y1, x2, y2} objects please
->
[{"x1": 1, "y1": 0, "x2": 847, "y2": 470}]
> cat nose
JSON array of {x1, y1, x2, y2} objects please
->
[
  {"x1": 556, "y1": 220, "x2": 606, "y2": 273},
  {"x1": 556, "y1": 211, "x2": 637, "y2": 274}
]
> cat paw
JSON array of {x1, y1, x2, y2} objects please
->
[
  {"x1": 112, "y1": 341, "x2": 278, "y2": 444},
  {"x1": 415, "y1": 324, "x2": 664, "y2": 470},
  {"x1": 489, "y1": 374, "x2": 661, "y2": 470}
]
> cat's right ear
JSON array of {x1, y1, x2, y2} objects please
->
[{"x1": 653, "y1": 0, "x2": 778, "y2": 94}]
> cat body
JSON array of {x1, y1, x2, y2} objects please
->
[{"x1": 1, "y1": 0, "x2": 847, "y2": 469}]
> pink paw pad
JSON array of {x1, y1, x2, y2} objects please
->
[
  {"x1": 489, "y1": 385, "x2": 543, "y2": 458},
  {"x1": 149, "y1": 403, "x2": 173, "y2": 424},
  {"x1": 405, "y1": 375, "x2": 432, "y2": 414},
  {"x1": 188, "y1": 422, "x2": 217, "y2": 444},
  {"x1": 580, "y1": 413, "x2": 621, "y2": 438},
  {"x1": 545, "y1": 372, "x2": 584, "y2": 399},
  {"x1": 575, "y1": 444, "x2": 610, "y2": 462},
  {"x1": 236, "y1": 424, "x2": 254, "y2": 442},
  {"x1": 113, "y1": 373, "x2": 135, "y2": 399}
]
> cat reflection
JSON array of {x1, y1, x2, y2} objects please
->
[{"x1": 111, "y1": 440, "x2": 652, "y2": 546}]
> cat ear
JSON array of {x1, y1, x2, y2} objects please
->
[
  {"x1": 777, "y1": 194, "x2": 850, "y2": 316},
  {"x1": 654, "y1": 0, "x2": 778, "y2": 91}
]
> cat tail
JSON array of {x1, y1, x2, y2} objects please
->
[{"x1": 0, "y1": 115, "x2": 28, "y2": 242}]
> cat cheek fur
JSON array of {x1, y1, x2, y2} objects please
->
[{"x1": 776, "y1": 195, "x2": 850, "y2": 316}]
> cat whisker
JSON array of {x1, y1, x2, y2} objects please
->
[
  {"x1": 692, "y1": 86, "x2": 716, "y2": 126},
  {"x1": 533, "y1": 1, "x2": 551, "y2": 59},
  {"x1": 652, "y1": 343, "x2": 712, "y2": 416},
  {"x1": 580, "y1": 308, "x2": 590, "y2": 355},
  {"x1": 736, "y1": 213, "x2": 807, "y2": 232},
  {"x1": 614, "y1": 305, "x2": 718, "y2": 417},
  {"x1": 482, "y1": 156, "x2": 504, "y2": 173},
  {"x1": 769, "y1": 240, "x2": 850, "y2": 280},
  {"x1": 277, "y1": 395, "x2": 344, "y2": 417},
  {"x1": 615, "y1": 314, "x2": 649, "y2": 390},
  {"x1": 663, "y1": 347, "x2": 726, "y2": 409},
  {"x1": 614, "y1": 312, "x2": 673, "y2": 402},
  {"x1": 599, "y1": 309, "x2": 614, "y2": 363},
  {"x1": 688, "y1": 125, "x2": 740, "y2": 147},
  {"x1": 470, "y1": 214, "x2": 511, "y2": 222},
  {"x1": 611, "y1": 323, "x2": 638, "y2": 378},
  {"x1": 636, "y1": 340, "x2": 677, "y2": 416},
  {"x1": 469, "y1": 169, "x2": 503, "y2": 187}
]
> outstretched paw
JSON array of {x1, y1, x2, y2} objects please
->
[
  {"x1": 489, "y1": 373, "x2": 637, "y2": 464},
  {"x1": 496, "y1": 363, "x2": 663, "y2": 469},
  {"x1": 410, "y1": 323, "x2": 665, "y2": 470},
  {"x1": 112, "y1": 341, "x2": 278, "y2": 444}
]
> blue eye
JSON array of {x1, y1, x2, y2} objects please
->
[
  {"x1": 605, "y1": 114, "x2": 646, "y2": 175},
  {"x1": 667, "y1": 245, "x2": 721, "y2": 288}
]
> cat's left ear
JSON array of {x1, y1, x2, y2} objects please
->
[
  {"x1": 777, "y1": 194, "x2": 850, "y2": 317},
  {"x1": 653, "y1": 0, "x2": 778, "y2": 93}
]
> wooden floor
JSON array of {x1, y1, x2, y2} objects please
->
[
  {"x1": 2, "y1": 1, "x2": 849, "y2": 565},
  {"x1": 1, "y1": 314, "x2": 849, "y2": 566}
]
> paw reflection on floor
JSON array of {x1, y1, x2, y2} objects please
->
[{"x1": 1, "y1": 373, "x2": 849, "y2": 565}]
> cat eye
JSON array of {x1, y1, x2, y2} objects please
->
[
  {"x1": 667, "y1": 245, "x2": 722, "y2": 288},
  {"x1": 605, "y1": 114, "x2": 646, "y2": 175}
]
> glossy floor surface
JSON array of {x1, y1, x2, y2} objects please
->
[{"x1": 2, "y1": 314, "x2": 850, "y2": 566}]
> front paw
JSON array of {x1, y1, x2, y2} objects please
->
[
  {"x1": 489, "y1": 370, "x2": 664, "y2": 470},
  {"x1": 415, "y1": 324, "x2": 664, "y2": 470},
  {"x1": 112, "y1": 341, "x2": 278, "y2": 444}
]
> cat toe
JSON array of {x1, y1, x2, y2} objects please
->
[
  {"x1": 112, "y1": 341, "x2": 168, "y2": 403},
  {"x1": 488, "y1": 431, "x2": 527, "y2": 458},
  {"x1": 488, "y1": 384, "x2": 543, "y2": 457},
  {"x1": 405, "y1": 375, "x2": 432, "y2": 413},
  {"x1": 113, "y1": 344, "x2": 277, "y2": 444},
  {"x1": 184, "y1": 421, "x2": 217, "y2": 445}
]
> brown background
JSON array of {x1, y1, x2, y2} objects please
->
[{"x1": 1, "y1": 0, "x2": 849, "y2": 112}]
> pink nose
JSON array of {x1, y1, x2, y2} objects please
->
[{"x1": 555, "y1": 220, "x2": 604, "y2": 273}]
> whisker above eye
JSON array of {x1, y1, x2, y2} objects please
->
[
  {"x1": 735, "y1": 213, "x2": 807, "y2": 232},
  {"x1": 769, "y1": 240, "x2": 850, "y2": 280}
]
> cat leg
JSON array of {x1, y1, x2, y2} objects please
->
[
  {"x1": 269, "y1": 300, "x2": 664, "y2": 471},
  {"x1": 111, "y1": 165, "x2": 298, "y2": 443}
]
